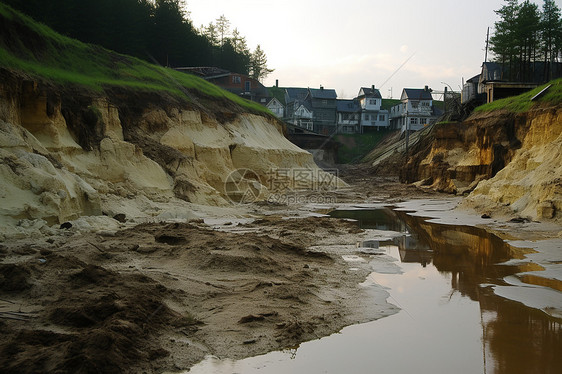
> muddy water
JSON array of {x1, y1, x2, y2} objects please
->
[{"x1": 188, "y1": 208, "x2": 562, "y2": 374}]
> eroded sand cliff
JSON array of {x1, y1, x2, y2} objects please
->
[
  {"x1": 0, "y1": 75, "x2": 341, "y2": 239},
  {"x1": 398, "y1": 106, "x2": 562, "y2": 222}
]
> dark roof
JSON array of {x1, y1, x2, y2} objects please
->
[
  {"x1": 296, "y1": 101, "x2": 313, "y2": 112},
  {"x1": 481, "y1": 62, "x2": 503, "y2": 82},
  {"x1": 285, "y1": 87, "x2": 309, "y2": 103},
  {"x1": 358, "y1": 87, "x2": 382, "y2": 99},
  {"x1": 466, "y1": 74, "x2": 480, "y2": 83},
  {"x1": 403, "y1": 88, "x2": 433, "y2": 100},
  {"x1": 266, "y1": 97, "x2": 284, "y2": 107},
  {"x1": 308, "y1": 87, "x2": 337, "y2": 100},
  {"x1": 336, "y1": 99, "x2": 360, "y2": 112}
]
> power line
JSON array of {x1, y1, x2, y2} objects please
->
[{"x1": 378, "y1": 52, "x2": 416, "y2": 90}]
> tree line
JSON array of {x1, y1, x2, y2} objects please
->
[
  {"x1": 2, "y1": 0, "x2": 273, "y2": 80},
  {"x1": 490, "y1": 0, "x2": 562, "y2": 82}
]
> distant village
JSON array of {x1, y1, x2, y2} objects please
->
[
  {"x1": 176, "y1": 67, "x2": 446, "y2": 135},
  {"x1": 177, "y1": 61, "x2": 562, "y2": 137}
]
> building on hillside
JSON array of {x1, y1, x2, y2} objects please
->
[
  {"x1": 461, "y1": 74, "x2": 481, "y2": 103},
  {"x1": 478, "y1": 62, "x2": 503, "y2": 93},
  {"x1": 292, "y1": 102, "x2": 314, "y2": 130},
  {"x1": 390, "y1": 87, "x2": 439, "y2": 132},
  {"x1": 266, "y1": 97, "x2": 284, "y2": 117},
  {"x1": 207, "y1": 73, "x2": 268, "y2": 102},
  {"x1": 284, "y1": 87, "x2": 309, "y2": 119},
  {"x1": 174, "y1": 67, "x2": 268, "y2": 102},
  {"x1": 470, "y1": 61, "x2": 562, "y2": 103},
  {"x1": 284, "y1": 87, "x2": 313, "y2": 129},
  {"x1": 356, "y1": 86, "x2": 390, "y2": 133},
  {"x1": 336, "y1": 99, "x2": 361, "y2": 134},
  {"x1": 478, "y1": 62, "x2": 537, "y2": 103},
  {"x1": 306, "y1": 86, "x2": 338, "y2": 135}
]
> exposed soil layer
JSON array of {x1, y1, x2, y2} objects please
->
[{"x1": 0, "y1": 216, "x2": 389, "y2": 373}]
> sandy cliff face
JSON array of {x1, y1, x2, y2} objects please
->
[
  {"x1": 399, "y1": 106, "x2": 562, "y2": 222},
  {"x1": 464, "y1": 108, "x2": 562, "y2": 221},
  {"x1": 0, "y1": 77, "x2": 338, "y2": 239}
]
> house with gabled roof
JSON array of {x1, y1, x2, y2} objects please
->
[
  {"x1": 283, "y1": 87, "x2": 313, "y2": 129},
  {"x1": 462, "y1": 74, "x2": 481, "y2": 103},
  {"x1": 293, "y1": 102, "x2": 314, "y2": 131},
  {"x1": 175, "y1": 67, "x2": 268, "y2": 102},
  {"x1": 356, "y1": 85, "x2": 389, "y2": 132},
  {"x1": 306, "y1": 86, "x2": 338, "y2": 135},
  {"x1": 265, "y1": 97, "x2": 284, "y2": 118},
  {"x1": 336, "y1": 99, "x2": 361, "y2": 134},
  {"x1": 390, "y1": 86, "x2": 439, "y2": 132}
]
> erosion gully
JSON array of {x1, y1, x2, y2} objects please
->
[{"x1": 187, "y1": 207, "x2": 561, "y2": 374}]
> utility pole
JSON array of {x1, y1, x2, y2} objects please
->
[
  {"x1": 484, "y1": 27, "x2": 490, "y2": 63},
  {"x1": 444, "y1": 86, "x2": 448, "y2": 115},
  {"x1": 405, "y1": 118, "x2": 409, "y2": 153}
]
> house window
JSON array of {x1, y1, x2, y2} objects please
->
[
  {"x1": 322, "y1": 100, "x2": 328, "y2": 106},
  {"x1": 379, "y1": 114, "x2": 385, "y2": 121},
  {"x1": 245, "y1": 81, "x2": 251, "y2": 92},
  {"x1": 410, "y1": 117, "x2": 418, "y2": 124},
  {"x1": 411, "y1": 101, "x2": 419, "y2": 108},
  {"x1": 232, "y1": 76, "x2": 241, "y2": 84}
]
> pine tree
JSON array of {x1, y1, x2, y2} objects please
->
[
  {"x1": 204, "y1": 22, "x2": 219, "y2": 47},
  {"x1": 490, "y1": 0, "x2": 521, "y2": 80},
  {"x1": 515, "y1": 1, "x2": 540, "y2": 81},
  {"x1": 249, "y1": 45, "x2": 274, "y2": 81},
  {"x1": 215, "y1": 14, "x2": 230, "y2": 47},
  {"x1": 541, "y1": 0, "x2": 562, "y2": 80}
]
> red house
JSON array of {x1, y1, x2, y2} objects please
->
[{"x1": 175, "y1": 67, "x2": 268, "y2": 103}]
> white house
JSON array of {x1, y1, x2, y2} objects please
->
[
  {"x1": 292, "y1": 102, "x2": 314, "y2": 131},
  {"x1": 266, "y1": 97, "x2": 284, "y2": 118},
  {"x1": 357, "y1": 86, "x2": 389, "y2": 133},
  {"x1": 390, "y1": 87, "x2": 437, "y2": 132}
]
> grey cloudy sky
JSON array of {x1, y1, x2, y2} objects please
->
[{"x1": 186, "y1": 0, "x2": 551, "y2": 99}]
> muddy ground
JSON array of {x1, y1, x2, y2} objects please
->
[{"x1": 0, "y1": 174, "x2": 443, "y2": 374}]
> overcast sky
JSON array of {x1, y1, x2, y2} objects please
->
[{"x1": 185, "y1": 0, "x2": 551, "y2": 99}]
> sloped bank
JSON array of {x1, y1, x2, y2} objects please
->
[
  {"x1": 0, "y1": 3, "x2": 342, "y2": 239},
  {"x1": 398, "y1": 104, "x2": 562, "y2": 222},
  {"x1": 0, "y1": 72, "x2": 340, "y2": 239}
]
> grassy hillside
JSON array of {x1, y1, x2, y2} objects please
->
[
  {"x1": 474, "y1": 78, "x2": 562, "y2": 113},
  {"x1": 336, "y1": 131, "x2": 391, "y2": 164},
  {"x1": 381, "y1": 98, "x2": 401, "y2": 110},
  {"x1": 0, "y1": 2, "x2": 268, "y2": 114}
]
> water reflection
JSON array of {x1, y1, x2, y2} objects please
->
[
  {"x1": 382, "y1": 209, "x2": 561, "y2": 374},
  {"x1": 189, "y1": 208, "x2": 561, "y2": 374}
]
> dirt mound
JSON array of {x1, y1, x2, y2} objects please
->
[
  {"x1": 0, "y1": 252, "x2": 192, "y2": 374},
  {"x1": 0, "y1": 217, "x2": 395, "y2": 373},
  {"x1": 0, "y1": 263, "x2": 32, "y2": 292}
]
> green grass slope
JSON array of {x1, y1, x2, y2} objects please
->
[
  {"x1": 0, "y1": 2, "x2": 269, "y2": 114},
  {"x1": 474, "y1": 78, "x2": 562, "y2": 113}
]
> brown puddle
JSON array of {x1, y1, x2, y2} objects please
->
[{"x1": 187, "y1": 208, "x2": 562, "y2": 374}]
